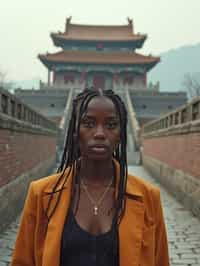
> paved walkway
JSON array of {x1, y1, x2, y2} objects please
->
[
  {"x1": 0, "y1": 166, "x2": 200, "y2": 266},
  {"x1": 129, "y1": 166, "x2": 200, "y2": 266}
]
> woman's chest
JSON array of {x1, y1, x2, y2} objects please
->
[{"x1": 72, "y1": 187, "x2": 115, "y2": 235}]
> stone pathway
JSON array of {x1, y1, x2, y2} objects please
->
[
  {"x1": 129, "y1": 166, "x2": 200, "y2": 266},
  {"x1": 0, "y1": 166, "x2": 200, "y2": 265},
  {"x1": 0, "y1": 217, "x2": 20, "y2": 265}
]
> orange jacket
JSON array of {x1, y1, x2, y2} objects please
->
[{"x1": 11, "y1": 168, "x2": 169, "y2": 266}]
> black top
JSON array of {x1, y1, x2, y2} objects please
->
[{"x1": 60, "y1": 210, "x2": 119, "y2": 266}]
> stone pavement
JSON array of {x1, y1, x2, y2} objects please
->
[
  {"x1": 0, "y1": 166, "x2": 200, "y2": 266},
  {"x1": 129, "y1": 166, "x2": 200, "y2": 266}
]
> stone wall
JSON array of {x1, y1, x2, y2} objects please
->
[
  {"x1": 142, "y1": 97, "x2": 200, "y2": 219},
  {"x1": 0, "y1": 115, "x2": 57, "y2": 232},
  {"x1": 0, "y1": 158, "x2": 55, "y2": 233},
  {"x1": 142, "y1": 155, "x2": 200, "y2": 219},
  {"x1": 0, "y1": 87, "x2": 58, "y2": 232},
  {"x1": 0, "y1": 125, "x2": 57, "y2": 187}
]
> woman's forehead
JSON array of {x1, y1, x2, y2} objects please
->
[{"x1": 85, "y1": 96, "x2": 117, "y2": 115}]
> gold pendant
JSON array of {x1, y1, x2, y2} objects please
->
[{"x1": 94, "y1": 206, "x2": 98, "y2": 215}]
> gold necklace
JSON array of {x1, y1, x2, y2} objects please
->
[{"x1": 81, "y1": 177, "x2": 113, "y2": 216}]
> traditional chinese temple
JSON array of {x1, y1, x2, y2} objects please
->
[
  {"x1": 15, "y1": 18, "x2": 187, "y2": 128},
  {"x1": 38, "y1": 17, "x2": 160, "y2": 90}
]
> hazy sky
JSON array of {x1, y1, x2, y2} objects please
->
[{"x1": 1, "y1": 0, "x2": 200, "y2": 82}]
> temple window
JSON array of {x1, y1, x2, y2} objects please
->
[
  {"x1": 11, "y1": 100, "x2": 15, "y2": 117},
  {"x1": 17, "y1": 104, "x2": 22, "y2": 119},
  {"x1": 96, "y1": 43, "x2": 104, "y2": 51},
  {"x1": 64, "y1": 72, "x2": 75, "y2": 83},
  {"x1": 50, "y1": 103, "x2": 55, "y2": 108},
  {"x1": 123, "y1": 75, "x2": 133, "y2": 85},
  {"x1": 1, "y1": 94, "x2": 8, "y2": 114}
]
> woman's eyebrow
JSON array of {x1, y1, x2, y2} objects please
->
[
  {"x1": 82, "y1": 114, "x2": 119, "y2": 120},
  {"x1": 106, "y1": 116, "x2": 119, "y2": 120},
  {"x1": 81, "y1": 115, "x2": 95, "y2": 119}
]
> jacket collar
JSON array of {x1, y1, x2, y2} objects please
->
[{"x1": 43, "y1": 160, "x2": 143, "y2": 198}]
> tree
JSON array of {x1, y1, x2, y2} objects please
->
[
  {"x1": 0, "y1": 69, "x2": 15, "y2": 92},
  {"x1": 0, "y1": 70, "x2": 7, "y2": 87},
  {"x1": 182, "y1": 72, "x2": 200, "y2": 99}
]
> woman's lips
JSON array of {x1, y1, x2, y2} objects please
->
[
  {"x1": 91, "y1": 147, "x2": 107, "y2": 153},
  {"x1": 89, "y1": 145, "x2": 108, "y2": 153}
]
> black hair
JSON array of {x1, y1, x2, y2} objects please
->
[{"x1": 45, "y1": 88, "x2": 128, "y2": 229}]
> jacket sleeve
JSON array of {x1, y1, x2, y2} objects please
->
[
  {"x1": 154, "y1": 189, "x2": 170, "y2": 266},
  {"x1": 11, "y1": 182, "x2": 36, "y2": 266}
]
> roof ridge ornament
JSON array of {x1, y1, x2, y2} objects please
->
[
  {"x1": 127, "y1": 17, "x2": 133, "y2": 25},
  {"x1": 127, "y1": 17, "x2": 134, "y2": 33},
  {"x1": 65, "y1": 16, "x2": 72, "y2": 33}
]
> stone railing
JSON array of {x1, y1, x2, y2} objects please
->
[
  {"x1": 0, "y1": 87, "x2": 57, "y2": 132},
  {"x1": 143, "y1": 96, "x2": 200, "y2": 135},
  {"x1": 15, "y1": 88, "x2": 69, "y2": 96},
  {"x1": 56, "y1": 88, "x2": 74, "y2": 163},
  {"x1": 125, "y1": 88, "x2": 141, "y2": 149}
]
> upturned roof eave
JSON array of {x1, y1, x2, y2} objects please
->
[
  {"x1": 50, "y1": 33, "x2": 147, "y2": 46},
  {"x1": 38, "y1": 54, "x2": 160, "y2": 71}
]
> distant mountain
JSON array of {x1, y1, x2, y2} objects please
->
[
  {"x1": 149, "y1": 43, "x2": 200, "y2": 92},
  {"x1": 13, "y1": 78, "x2": 40, "y2": 90}
]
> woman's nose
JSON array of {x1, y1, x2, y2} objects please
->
[{"x1": 94, "y1": 125, "x2": 105, "y2": 138}]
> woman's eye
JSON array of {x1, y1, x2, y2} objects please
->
[
  {"x1": 81, "y1": 120, "x2": 95, "y2": 128},
  {"x1": 106, "y1": 121, "x2": 118, "y2": 129}
]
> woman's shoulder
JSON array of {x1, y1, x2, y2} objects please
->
[
  {"x1": 127, "y1": 174, "x2": 163, "y2": 222},
  {"x1": 28, "y1": 172, "x2": 61, "y2": 195},
  {"x1": 28, "y1": 167, "x2": 71, "y2": 196},
  {"x1": 127, "y1": 173, "x2": 160, "y2": 200}
]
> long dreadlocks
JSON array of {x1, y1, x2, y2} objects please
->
[{"x1": 45, "y1": 88, "x2": 128, "y2": 228}]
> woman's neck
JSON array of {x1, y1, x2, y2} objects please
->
[{"x1": 79, "y1": 158, "x2": 114, "y2": 186}]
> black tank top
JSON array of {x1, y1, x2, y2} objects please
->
[{"x1": 60, "y1": 210, "x2": 119, "y2": 266}]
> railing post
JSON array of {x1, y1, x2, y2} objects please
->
[{"x1": 0, "y1": 91, "x2": 2, "y2": 112}]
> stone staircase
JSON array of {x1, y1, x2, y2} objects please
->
[{"x1": 116, "y1": 89, "x2": 141, "y2": 165}]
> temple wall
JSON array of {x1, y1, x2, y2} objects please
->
[
  {"x1": 52, "y1": 70, "x2": 148, "y2": 91},
  {"x1": 54, "y1": 73, "x2": 85, "y2": 90},
  {"x1": 62, "y1": 44, "x2": 132, "y2": 52},
  {"x1": 54, "y1": 72, "x2": 65, "y2": 86}
]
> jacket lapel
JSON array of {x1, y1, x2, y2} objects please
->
[
  {"x1": 119, "y1": 178, "x2": 145, "y2": 266},
  {"x1": 42, "y1": 170, "x2": 73, "y2": 266}
]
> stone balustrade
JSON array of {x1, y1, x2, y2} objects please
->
[
  {"x1": 143, "y1": 96, "x2": 200, "y2": 135},
  {"x1": 0, "y1": 86, "x2": 57, "y2": 131},
  {"x1": 125, "y1": 88, "x2": 141, "y2": 150}
]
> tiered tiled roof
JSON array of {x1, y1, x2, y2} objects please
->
[
  {"x1": 51, "y1": 17, "x2": 146, "y2": 45},
  {"x1": 38, "y1": 50, "x2": 159, "y2": 70}
]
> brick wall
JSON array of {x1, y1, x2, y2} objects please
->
[
  {"x1": 142, "y1": 120, "x2": 200, "y2": 219},
  {"x1": 142, "y1": 132, "x2": 200, "y2": 179},
  {"x1": 0, "y1": 129, "x2": 57, "y2": 187},
  {"x1": 0, "y1": 108, "x2": 58, "y2": 231}
]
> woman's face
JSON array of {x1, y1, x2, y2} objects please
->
[{"x1": 79, "y1": 96, "x2": 120, "y2": 161}]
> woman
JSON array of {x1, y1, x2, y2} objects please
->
[{"x1": 11, "y1": 88, "x2": 169, "y2": 266}]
